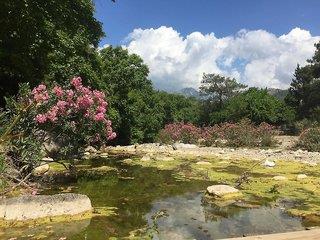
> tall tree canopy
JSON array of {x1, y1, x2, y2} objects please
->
[
  {"x1": 286, "y1": 42, "x2": 320, "y2": 120},
  {"x1": 0, "y1": 0, "x2": 104, "y2": 105}
]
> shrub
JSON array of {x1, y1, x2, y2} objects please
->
[
  {"x1": 296, "y1": 127, "x2": 320, "y2": 152},
  {"x1": 157, "y1": 122, "x2": 202, "y2": 144},
  {"x1": 0, "y1": 77, "x2": 116, "y2": 177},
  {"x1": 157, "y1": 119, "x2": 277, "y2": 148}
]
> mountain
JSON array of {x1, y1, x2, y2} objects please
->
[
  {"x1": 179, "y1": 87, "x2": 200, "y2": 98},
  {"x1": 266, "y1": 88, "x2": 288, "y2": 100}
]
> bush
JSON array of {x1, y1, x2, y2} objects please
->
[
  {"x1": 157, "y1": 119, "x2": 277, "y2": 148},
  {"x1": 157, "y1": 122, "x2": 202, "y2": 144},
  {"x1": 0, "y1": 77, "x2": 116, "y2": 177},
  {"x1": 296, "y1": 128, "x2": 320, "y2": 152}
]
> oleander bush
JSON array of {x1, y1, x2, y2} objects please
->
[
  {"x1": 157, "y1": 119, "x2": 277, "y2": 148},
  {"x1": 296, "y1": 127, "x2": 320, "y2": 152},
  {"x1": 0, "y1": 77, "x2": 116, "y2": 177}
]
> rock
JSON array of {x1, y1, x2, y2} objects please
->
[
  {"x1": 83, "y1": 152, "x2": 90, "y2": 156},
  {"x1": 141, "y1": 155, "x2": 151, "y2": 161},
  {"x1": 33, "y1": 164, "x2": 49, "y2": 176},
  {"x1": 41, "y1": 157, "x2": 54, "y2": 162},
  {"x1": 263, "y1": 160, "x2": 276, "y2": 167},
  {"x1": 297, "y1": 174, "x2": 308, "y2": 180},
  {"x1": 122, "y1": 158, "x2": 133, "y2": 164},
  {"x1": 206, "y1": 185, "x2": 241, "y2": 199},
  {"x1": 273, "y1": 176, "x2": 287, "y2": 181},
  {"x1": 0, "y1": 194, "x2": 92, "y2": 221},
  {"x1": 172, "y1": 143, "x2": 198, "y2": 150},
  {"x1": 84, "y1": 146, "x2": 98, "y2": 153},
  {"x1": 100, "y1": 153, "x2": 109, "y2": 158},
  {"x1": 196, "y1": 161, "x2": 211, "y2": 165}
]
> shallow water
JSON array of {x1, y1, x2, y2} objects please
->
[{"x1": 1, "y1": 156, "x2": 310, "y2": 239}]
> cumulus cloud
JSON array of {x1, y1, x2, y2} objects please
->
[{"x1": 124, "y1": 26, "x2": 320, "y2": 91}]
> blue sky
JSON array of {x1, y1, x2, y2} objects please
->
[{"x1": 93, "y1": 0, "x2": 320, "y2": 91}]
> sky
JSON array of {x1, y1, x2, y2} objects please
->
[{"x1": 94, "y1": 0, "x2": 320, "y2": 91}]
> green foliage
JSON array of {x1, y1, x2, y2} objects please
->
[
  {"x1": 211, "y1": 88, "x2": 295, "y2": 125},
  {"x1": 286, "y1": 42, "x2": 320, "y2": 120},
  {"x1": 199, "y1": 73, "x2": 247, "y2": 109},
  {"x1": 0, "y1": 0, "x2": 104, "y2": 105},
  {"x1": 296, "y1": 127, "x2": 320, "y2": 152}
]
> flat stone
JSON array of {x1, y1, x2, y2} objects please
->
[
  {"x1": 264, "y1": 160, "x2": 276, "y2": 167},
  {"x1": 196, "y1": 161, "x2": 211, "y2": 165},
  {"x1": 273, "y1": 176, "x2": 287, "y2": 181},
  {"x1": 206, "y1": 185, "x2": 240, "y2": 199},
  {"x1": 297, "y1": 174, "x2": 308, "y2": 180},
  {"x1": 0, "y1": 194, "x2": 92, "y2": 221},
  {"x1": 84, "y1": 146, "x2": 98, "y2": 153}
]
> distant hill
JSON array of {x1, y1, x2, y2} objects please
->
[
  {"x1": 266, "y1": 88, "x2": 288, "y2": 100},
  {"x1": 179, "y1": 87, "x2": 200, "y2": 98}
]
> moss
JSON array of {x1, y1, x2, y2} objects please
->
[
  {"x1": 0, "y1": 211, "x2": 92, "y2": 228},
  {"x1": 125, "y1": 154, "x2": 320, "y2": 218}
]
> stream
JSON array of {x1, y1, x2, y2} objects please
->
[{"x1": 1, "y1": 155, "x2": 312, "y2": 239}]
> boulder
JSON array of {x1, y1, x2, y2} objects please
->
[
  {"x1": 100, "y1": 152, "x2": 109, "y2": 158},
  {"x1": 206, "y1": 185, "x2": 241, "y2": 199},
  {"x1": 172, "y1": 143, "x2": 198, "y2": 150},
  {"x1": 0, "y1": 193, "x2": 92, "y2": 221},
  {"x1": 33, "y1": 164, "x2": 50, "y2": 176}
]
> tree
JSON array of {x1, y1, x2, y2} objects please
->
[
  {"x1": 211, "y1": 88, "x2": 295, "y2": 125},
  {"x1": 285, "y1": 42, "x2": 320, "y2": 120},
  {"x1": 99, "y1": 46, "x2": 153, "y2": 144},
  {"x1": 0, "y1": 0, "x2": 104, "y2": 106},
  {"x1": 199, "y1": 73, "x2": 247, "y2": 109}
]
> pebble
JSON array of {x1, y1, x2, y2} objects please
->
[
  {"x1": 264, "y1": 160, "x2": 276, "y2": 167},
  {"x1": 297, "y1": 174, "x2": 308, "y2": 180},
  {"x1": 273, "y1": 176, "x2": 287, "y2": 181}
]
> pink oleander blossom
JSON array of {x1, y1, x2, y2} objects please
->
[
  {"x1": 53, "y1": 86, "x2": 64, "y2": 97},
  {"x1": 94, "y1": 112, "x2": 105, "y2": 121},
  {"x1": 71, "y1": 77, "x2": 82, "y2": 89},
  {"x1": 35, "y1": 114, "x2": 47, "y2": 123}
]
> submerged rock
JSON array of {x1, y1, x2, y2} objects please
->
[
  {"x1": 0, "y1": 193, "x2": 92, "y2": 222},
  {"x1": 206, "y1": 185, "x2": 241, "y2": 199}
]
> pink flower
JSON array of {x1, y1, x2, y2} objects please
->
[
  {"x1": 57, "y1": 100, "x2": 68, "y2": 112},
  {"x1": 94, "y1": 112, "x2": 105, "y2": 121},
  {"x1": 46, "y1": 106, "x2": 59, "y2": 122},
  {"x1": 35, "y1": 114, "x2": 47, "y2": 124},
  {"x1": 107, "y1": 132, "x2": 117, "y2": 140},
  {"x1": 71, "y1": 77, "x2": 82, "y2": 89},
  {"x1": 93, "y1": 90, "x2": 105, "y2": 99},
  {"x1": 76, "y1": 95, "x2": 94, "y2": 109},
  {"x1": 97, "y1": 106, "x2": 106, "y2": 114},
  {"x1": 53, "y1": 86, "x2": 64, "y2": 97}
]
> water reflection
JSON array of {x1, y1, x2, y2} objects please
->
[{"x1": 146, "y1": 192, "x2": 304, "y2": 240}]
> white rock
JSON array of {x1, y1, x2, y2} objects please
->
[
  {"x1": 264, "y1": 160, "x2": 276, "y2": 167},
  {"x1": 172, "y1": 143, "x2": 198, "y2": 150},
  {"x1": 100, "y1": 153, "x2": 109, "y2": 158},
  {"x1": 141, "y1": 155, "x2": 151, "y2": 161},
  {"x1": 273, "y1": 176, "x2": 287, "y2": 181},
  {"x1": 297, "y1": 174, "x2": 308, "y2": 180},
  {"x1": 33, "y1": 164, "x2": 49, "y2": 176},
  {"x1": 206, "y1": 185, "x2": 240, "y2": 198},
  {"x1": 41, "y1": 157, "x2": 54, "y2": 162},
  {"x1": 196, "y1": 161, "x2": 211, "y2": 165},
  {"x1": 0, "y1": 194, "x2": 92, "y2": 221},
  {"x1": 84, "y1": 152, "x2": 90, "y2": 156}
]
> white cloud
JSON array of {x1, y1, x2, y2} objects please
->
[{"x1": 124, "y1": 26, "x2": 320, "y2": 91}]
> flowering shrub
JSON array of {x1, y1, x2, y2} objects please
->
[
  {"x1": 296, "y1": 127, "x2": 320, "y2": 152},
  {"x1": 0, "y1": 77, "x2": 116, "y2": 178},
  {"x1": 157, "y1": 119, "x2": 277, "y2": 148},
  {"x1": 157, "y1": 122, "x2": 202, "y2": 144}
]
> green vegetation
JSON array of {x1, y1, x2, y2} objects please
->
[{"x1": 297, "y1": 127, "x2": 320, "y2": 152}]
